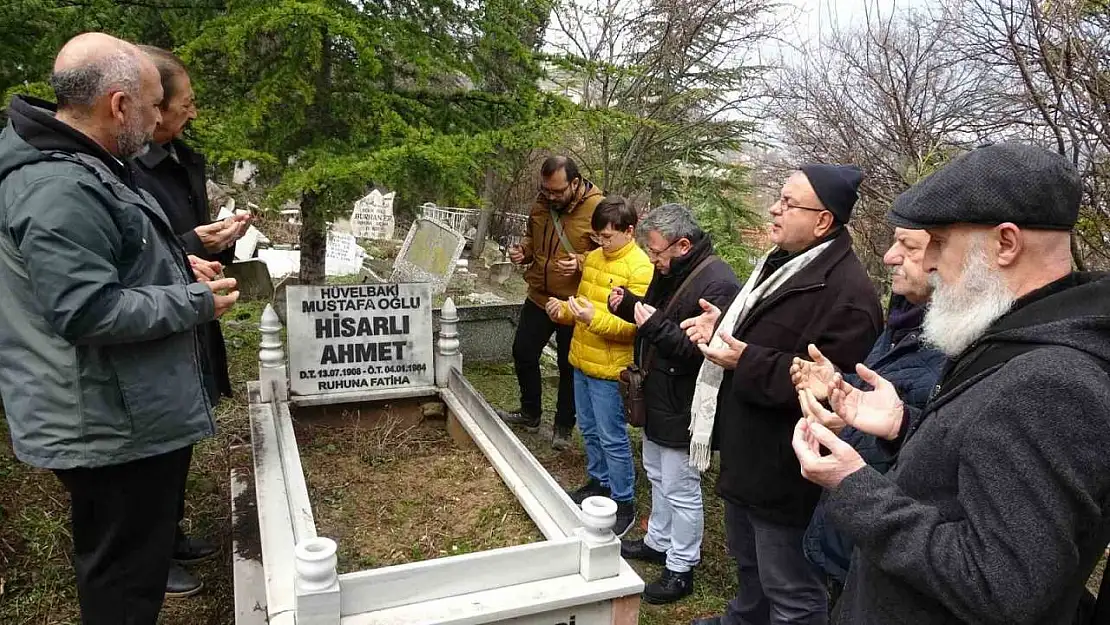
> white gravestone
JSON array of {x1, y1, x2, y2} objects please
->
[
  {"x1": 285, "y1": 283, "x2": 434, "y2": 396},
  {"x1": 391, "y1": 218, "x2": 466, "y2": 295},
  {"x1": 324, "y1": 230, "x2": 366, "y2": 276},
  {"x1": 350, "y1": 190, "x2": 396, "y2": 240}
]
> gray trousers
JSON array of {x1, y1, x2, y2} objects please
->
[
  {"x1": 642, "y1": 438, "x2": 703, "y2": 572},
  {"x1": 723, "y1": 502, "x2": 828, "y2": 625}
]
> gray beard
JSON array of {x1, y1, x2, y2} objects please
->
[
  {"x1": 922, "y1": 239, "x2": 1017, "y2": 358},
  {"x1": 117, "y1": 115, "x2": 152, "y2": 159}
]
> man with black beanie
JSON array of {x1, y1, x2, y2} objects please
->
[{"x1": 682, "y1": 165, "x2": 881, "y2": 625}]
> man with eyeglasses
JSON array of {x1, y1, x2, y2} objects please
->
[
  {"x1": 606, "y1": 203, "x2": 741, "y2": 604},
  {"x1": 681, "y1": 165, "x2": 882, "y2": 625},
  {"x1": 498, "y1": 155, "x2": 604, "y2": 450}
]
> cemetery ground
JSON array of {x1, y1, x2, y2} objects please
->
[{"x1": 0, "y1": 299, "x2": 1104, "y2": 624}]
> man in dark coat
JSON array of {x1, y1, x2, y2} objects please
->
[
  {"x1": 682, "y1": 166, "x2": 882, "y2": 625},
  {"x1": 794, "y1": 142, "x2": 1110, "y2": 625},
  {"x1": 606, "y1": 203, "x2": 741, "y2": 605},
  {"x1": 132, "y1": 45, "x2": 248, "y2": 598},
  {"x1": 790, "y1": 227, "x2": 945, "y2": 599}
]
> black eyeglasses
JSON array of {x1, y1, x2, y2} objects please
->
[
  {"x1": 773, "y1": 198, "x2": 826, "y2": 213},
  {"x1": 646, "y1": 238, "x2": 680, "y2": 259}
]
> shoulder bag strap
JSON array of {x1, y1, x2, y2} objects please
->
[
  {"x1": 548, "y1": 207, "x2": 578, "y2": 257},
  {"x1": 641, "y1": 254, "x2": 718, "y2": 371}
]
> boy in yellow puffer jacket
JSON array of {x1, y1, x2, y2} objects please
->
[{"x1": 545, "y1": 196, "x2": 653, "y2": 537}]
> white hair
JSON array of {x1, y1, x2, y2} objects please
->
[{"x1": 922, "y1": 234, "x2": 1016, "y2": 357}]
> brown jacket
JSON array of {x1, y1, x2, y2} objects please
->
[{"x1": 520, "y1": 181, "x2": 603, "y2": 306}]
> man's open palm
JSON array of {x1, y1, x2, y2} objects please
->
[
  {"x1": 829, "y1": 363, "x2": 904, "y2": 441},
  {"x1": 790, "y1": 343, "x2": 838, "y2": 400}
]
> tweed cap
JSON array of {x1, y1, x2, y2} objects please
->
[{"x1": 887, "y1": 142, "x2": 1081, "y2": 231}]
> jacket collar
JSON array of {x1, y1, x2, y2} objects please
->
[
  {"x1": 136, "y1": 139, "x2": 172, "y2": 169},
  {"x1": 8, "y1": 95, "x2": 133, "y2": 185},
  {"x1": 767, "y1": 227, "x2": 854, "y2": 292}
]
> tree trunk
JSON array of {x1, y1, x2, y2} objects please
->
[
  {"x1": 1071, "y1": 232, "x2": 1087, "y2": 271},
  {"x1": 299, "y1": 191, "x2": 327, "y2": 284},
  {"x1": 470, "y1": 166, "x2": 498, "y2": 259}
]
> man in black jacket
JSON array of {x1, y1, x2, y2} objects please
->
[
  {"x1": 606, "y1": 203, "x2": 740, "y2": 604},
  {"x1": 794, "y1": 142, "x2": 1110, "y2": 625},
  {"x1": 132, "y1": 45, "x2": 248, "y2": 598},
  {"x1": 683, "y1": 166, "x2": 882, "y2": 625}
]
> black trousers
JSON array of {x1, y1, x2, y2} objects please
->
[
  {"x1": 175, "y1": 443, "x2": 194, "y2": 546},
  {"x1": 512, "y1": 298, "x2": 576, "y2": 430},
  {"x1": 54, "y1": 445, "x2": 193, "y2": 625}
]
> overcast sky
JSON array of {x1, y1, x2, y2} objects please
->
[{"x1": 763, "y1": 0, "x2": 935, "y2": 61}]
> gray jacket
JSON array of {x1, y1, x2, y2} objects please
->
[
  {"x1": 828, "y1": 273, "x2": 1110, "y2": 625},
  {"x1": 0, "y1": 96, "x2": 217, "y2": 470}
]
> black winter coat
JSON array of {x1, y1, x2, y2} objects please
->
[
  {"x1": 610, "y1": 235, "x2": 741, "y2": 448},
  {"x1": 134, "y1": 140, "x2": 232, "y2": 403},
  {"x1": 716, "y1": 228, "x2": 882, "y2": 527},
  {"x1": 828, "y1": 273, "x2": 1110, "y2": 625}
]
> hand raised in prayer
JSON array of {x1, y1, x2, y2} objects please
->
[{"x1": 790, "y1": 344, "x2": 839, "y2": 401}]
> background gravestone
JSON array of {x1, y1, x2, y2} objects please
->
[
  {"x1": 285, "y1": 283, "x2": 434, "y2": 395},
  {"x1": 224, "y1": 259, "x2": 274, "y2": 302},
  {"x1": 390, "y1": 218, "x2": 466, "y2": 295},
  {"x1": 350, "y1": 189, "x2": 396, "y2": 240}
]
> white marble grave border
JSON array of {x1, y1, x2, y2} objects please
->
[{"x1": 235, "y1": 300, "x2": 644, "y2": 625}]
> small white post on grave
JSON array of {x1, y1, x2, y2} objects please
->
[
  {"x1": 577, "y1": 496, "x2": 621, "y2": 581},
  {"x1": 435, "y1": 297, "x2": 462, "y2": 387},
  {"x1": 294, "y1": 537, "x2": 340, "y2": 625},
  {"x1": 258, "y1": 304, "x2": 288, "y2": 402}
]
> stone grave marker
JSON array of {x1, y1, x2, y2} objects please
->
[
  {"x1": 324, "y1": 229, "x2": 365, "y2": 276},
  {"x1": 390, "y1": 218, "x2": 466, "y2": 295},
  {"x1": 350, "y1": 189, "x2": 396, "y2": 240},
  {"x1": 285, "y1": 283, "x2": 434, "y2": 396},
  {"x1": 223, "y1": 259, "x2": 274, "y2": 302},
  {"x1": 271, "y1": 275, "x2": 300, "y2": 324}
]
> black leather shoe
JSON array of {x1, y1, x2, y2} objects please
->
[
  {"x1": 644, "y1": 567, "x2": 694, "y2": 604},
  {"x1": 568, "y1": 478, "x2": 610, "y2": 505},
  {"x1": 612, "y1": 500, "x2": 636, "y2": 538},
  {"x1": 174, "y1": 535, "x2": 218, "y2": 564},
  {"x1": 690, "y1": 617, "x2": 722, "y2": 625},
  {"x1": 620, "y1": 538, "x2": 667, "y2": 565},
  {"x1": 165, "y1": 562, "x2": 203, "y2": 599},
  {"x1": 496, "y1": 408, "x2": 541, "y2": 431}
]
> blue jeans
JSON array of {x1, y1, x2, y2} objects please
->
[{"x1": 572, "y1": 369, "x2": 635, "y2": 502}]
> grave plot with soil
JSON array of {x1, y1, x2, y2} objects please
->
[{"x1": 292, "y1": 398, "x2": 544, "y2": 574}]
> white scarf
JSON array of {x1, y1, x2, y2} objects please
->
[{"x1": 688, "y1": 240, "x2": 834, "y2": 471}]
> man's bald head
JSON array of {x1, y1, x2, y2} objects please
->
[
  {"x1": 49, "y1": 32, "x2": 163, "y2": 158},
  {"x1": 50, "y1": 32, "x2": 152, "y2": 115}
]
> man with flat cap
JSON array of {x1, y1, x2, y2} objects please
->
[
  {"x1": 681, "y1": 165, "x2": 882, "y2": 625},
  {"x1": 792, "y1": 142, "x2": 1110, "y2": 624}
]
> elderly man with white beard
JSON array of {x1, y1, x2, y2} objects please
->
[{"x1": 792, "y1": 142, "x2": 1110, "y2": 625}]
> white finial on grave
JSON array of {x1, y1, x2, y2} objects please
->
[
  {"x1": 294, "y1": 537, "x2": 341, "y2": 624},
  {"x1": 259, "y1": 304, "x2": 289, "y2": 402},
  {"x1": 577, "y1": 496, "x2": 620, "y2": 581},
  {"x1": 435, "y1": 297, "x2": 462, "y2": 388},
  {"x1": 580, "y1": 496, "x2": 618, "y2": 544},
  {"x1": 294, "y1": 537, "x2": 338, "y2": 592}
]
